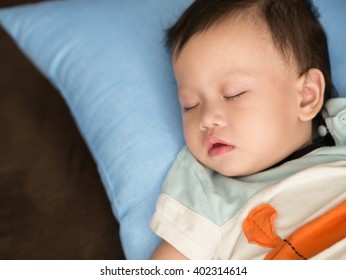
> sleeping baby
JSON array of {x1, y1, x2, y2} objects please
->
[{"x1": 150, "y1": 0, "x2": 346, "y2": 259}]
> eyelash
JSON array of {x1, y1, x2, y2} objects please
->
[
  {"x1": 183, "y1": 91, "x2": 245, "y2": 112},
  {"x1": 224, "y1": 91, "x2": 246, "y2": 101},
  {"x1": 183, "y1": 104, "x2": 199, "y2": 112}
]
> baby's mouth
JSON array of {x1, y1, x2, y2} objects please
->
[
  {"x1": 212, "y1": 143, "x2": 227, "y2": 149},
  {"x1": 209, "y1": 143, "x2": 234, "y2": 156},
  {"x1": 205, "y1": 137, "x2": 235, "y2": 157}
]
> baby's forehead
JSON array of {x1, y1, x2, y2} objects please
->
[
  {"x1": 209, "y1": 13, "x2": 297, "y2": 68},
  {"x1": 173, "y1": 13, "x2": 299, "y2": 77}
]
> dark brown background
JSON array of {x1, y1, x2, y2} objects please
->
[{"x1": 0, "y1": 0, "x2": 125, "y2": 259}]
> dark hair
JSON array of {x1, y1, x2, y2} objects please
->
[{"x1": 167, "y1": 0, "x2": 337, "y2": 129}]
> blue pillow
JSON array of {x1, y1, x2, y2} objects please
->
[
  {"x1": 314, "y1": 0, "x2": 346, "y2": 96},
  {"x1": 0, "y1": 0, "x2": 344, "y2": 259}
]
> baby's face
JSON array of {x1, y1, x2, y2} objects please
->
[{"x1": 173, "y1": 17, "x2": 313, "y2": 177}]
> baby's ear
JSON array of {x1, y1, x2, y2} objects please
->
[{"x1": 298, "y1": 68, "x2": 325, "y2": 121}]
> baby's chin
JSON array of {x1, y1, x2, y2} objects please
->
[
  {"x1": 215, "y1": 168, "x2": 253, "y2": 178},
  {"x1": 192, "y1": 149, "x2": 275, "y2": 177},
  {"x1": 210, "y1": 163, "x2": 271, "y2": 178}
]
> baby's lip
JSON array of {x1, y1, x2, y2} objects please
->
[{"x1": 205, "y1": 136, "x2": 234, "y2": 156}]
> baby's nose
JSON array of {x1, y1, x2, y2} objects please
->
[{"x1": 199, "y1": 104, "x2": 226, "y2": 131}]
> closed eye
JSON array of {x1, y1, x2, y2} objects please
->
[
  {"x1": 183, "y1": 103, "x2": 199, "y2": 112},
  {"x1": 224, "y1": 91, "x2": 246, "y2": 101}
]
